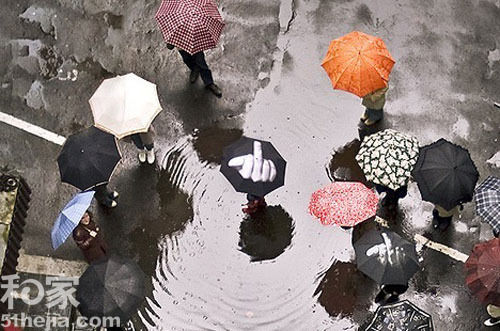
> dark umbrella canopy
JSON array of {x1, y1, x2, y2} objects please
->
[
  {"x1": 76, "y1": 256, "x2": 146, "y2": 322},
  {"x1": 412, "y1": 138, "x2": 479, "y2": 210},
  {"x1": 220, "y1": 136, "x2": 286, "y2": 197},
  {"x1": 354, "y1": 229, "x2": 419, "y2": 285},
  {"x1": 58, "y1": 126, "x2": 121, "y2": 191},
  {"x1": 365, "y1": 300, "x2": 434, "y2": 331},
  {"x1": 465, "y1": 238, "x2": 500, "y2": 306},
  {"x1": 474, "y1": 176, "x2": 500, "y2": 233}
]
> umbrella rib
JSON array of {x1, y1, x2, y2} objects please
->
[{"x1": 332, "y1": 56, "x2": 358, "y2": 89}]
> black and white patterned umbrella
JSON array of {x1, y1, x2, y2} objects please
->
[
  {"x1": 365, "y1": 300, "x2": 434, "y2": 331},
  {"x1": 475, "y1": 176, "x2": 500, "y2": 233},
  {"x1": 356, "y1": 129, "x2": 419, "y2": 190}
]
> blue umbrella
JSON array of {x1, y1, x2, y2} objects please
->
[{"x1": 51, "y1": 191, "x2": 95, "y2": 249}]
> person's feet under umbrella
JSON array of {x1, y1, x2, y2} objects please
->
[
  {"x1": 138, "y1": 149, "x2": 146, "y2": 163},
  {"x1": 484, "y1": 318, "x2": 500, "y2": 327},
  {"x1": 190, "y1": 70, "x2": 200, "y2": 84},
  {"x1": 206, "y1": 83, "x2": 222, "y2": 98},
  {"x1": 146, "y1": 148, "x2": 155, "y2": 164},
  {"x1": 242, "y1": 198, "x2": 266, "y2": 215},
  {"x1": 374, "y1": 290, "x2": 389, "y2": 304}
]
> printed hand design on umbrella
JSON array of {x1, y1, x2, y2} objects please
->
[
  {"x1": 356, "y1": 129, "x2": 419, "y2": 191},
  {"x1": 465, "y1": 238, "x2": 500, "y2": 306},
  {"x1": 220, "y1": 137, "x2": 286, "y2": 197},
  {"x1": 228, "y1": 141, "x2": 277, "y2": 183},
  {"x1": 321, "y1": 31, "x2": 395, "y2": 97},
  {"x1": 366, "y1": 300, "x2": 434, "y2": 331},
  {"x1": 309, "y1": 182, "x2": 378, "y2": 226},
  {"x1": 155, "y1": 0, "x2": 225, "y2": 55},
  {"x1": 90, "y1": 73, "x2": 162, "y2": 139},
  {"x1": 51, "y1": 191, "x2": 95, "y2": 249},
  {"x1": 412, "y1": 138, "x2": 479, "y2": 210},
  {"x1": 474, "y1": 176, "x2": 500, "y2": 234},
  {"x1": 57, "y1": 126, "x2": 121, "y2": 191},
  {"x1": 354, "y1": 229, "x2": 420, "y2": 285}
]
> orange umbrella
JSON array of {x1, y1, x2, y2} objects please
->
[{"x1": 321, "y1": 31, "x2": 395, "y2": 97}]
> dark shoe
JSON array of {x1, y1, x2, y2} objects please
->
[
  {"x1": 189, "y1": 70, "x2": 199, "y2": 83},
  {"x1": 385, "y1": 294, "x2": 400, "y2": 304},
  {"x1": 432, "y1": 210, "x2": 440, "y2": 229},
  {"x1": 206, "y1": 83, "x2": 222, "y2": 98},
  {"x1": 242, "y1": 200, "x2": 259, "y2": 215},
  {"x1": 375, "y1": 290, "x2": 388, "y2": 303},
  {"x1": 438, "y1": 217, "x2": 452, "y2": 231},
  {"x1": 484, "y1": 318, "x2": 500, "y2": 326}
]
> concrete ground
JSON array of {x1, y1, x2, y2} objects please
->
[{"x1": 1, "y1": 0, "x2": 499, "y2": 330}]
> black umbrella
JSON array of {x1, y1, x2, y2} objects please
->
[
  {"x1": 76, "y1": 256, "x2": 145, "y2": 322},
  {"x1": 58, "y1": 126, "x2": 121, "y2": 191},
  {"x1": 220, "y1": 136, "x2": 286, "y2": 196},
  {"x1": 365, "y1": 300, "x2": 434, "y2": 331},
  {"x1": 412, "y1": 138, "x2": 479, "y2": 210},
  {"x1": 354, "y1": 229, "x2": 419, "y2": 285}
]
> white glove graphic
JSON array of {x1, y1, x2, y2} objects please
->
[{"x1": 228, "y1": 141, "x2": 277, "y2": 182}]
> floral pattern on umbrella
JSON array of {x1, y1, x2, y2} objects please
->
[
  {"x1": 356, "y1": 129, "x2": 419, "y2": 191},
  {"x1": 308, "y1": 182, "x2": 378, "y2": 227}
]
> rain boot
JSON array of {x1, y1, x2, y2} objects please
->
[{"x1": 242, "y1": 200, "x2": 259, "y2": 215}]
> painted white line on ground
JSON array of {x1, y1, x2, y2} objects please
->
[
  {"x1": 0, "y1": 111, "x2": 66, "y2": 146},
  {"x1": 17, "y1": 252, "x2": 87, "y2": 277},
  {"x1": 414, "y1": 233, "x2": 469, "y2": 263}
]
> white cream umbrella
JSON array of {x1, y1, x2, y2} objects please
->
[{"x1": 89, "y1": 73, "x2": 162, "y2": 139}]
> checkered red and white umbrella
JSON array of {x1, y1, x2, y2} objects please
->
[
  {"x1": 155, "y1": 0, "x2": 225, "y2": 55},
  {"x1": 309, "y1": 182, "x2": 379, "y2": 227}
]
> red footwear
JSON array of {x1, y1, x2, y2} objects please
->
[{"x1": 242, "y1": 200, "x2": 260, "y2": 214}]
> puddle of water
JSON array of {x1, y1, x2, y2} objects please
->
[
  {"x1": 315, "y1": 262, "x2": 374, "y2": 318},
  {"x1": 238, "y1": 205, "x2": 294, "y2": 262}
]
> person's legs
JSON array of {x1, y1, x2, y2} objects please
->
[
  {"x1": 192, "y1": 51, "x2": 222, "y2": 98},
  {"x1": 243, "y1": 194, "x2": 265, "y2": 215},
  {"x1": 94, "y1": 185, "x2": 117, "y2": 208},
  {"x1": 131, "y1": 134, "x2": 146, "y2": 163},
  {"x1": 192, "y1": 51, "x2": 214, "y2": 86},
  {"x1": 178, "y1": 49, "x2": 198, "y2": 72},
  {"x1": 364, "y1": 108, "x2": 384, "y2": 126},
  {"x1": 140, "y1": 131, "x2": 155, "y2": 164}
]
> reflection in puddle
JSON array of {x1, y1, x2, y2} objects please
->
[
  {"x1": 191, "y1": 126, "x2": 243, "y2": 165},
  {"x1": 327, "y1": 139, "x2": 371, "y2": 187},
  {"x1": 315, "y1": 262, "x2": 374, "y2": 318},
  {"x1": 238, "y1": 205, "x2": 294, "y2": 262}
]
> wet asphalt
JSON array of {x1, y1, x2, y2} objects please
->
[{"x1": 1, "y1": 0, "x2": 500, "y2": 330}]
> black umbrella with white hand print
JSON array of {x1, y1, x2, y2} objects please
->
[{"x1": 220, "y1": 137, "x2": 286, "y2": 197}]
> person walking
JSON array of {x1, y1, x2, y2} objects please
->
[
  {"x1": 130, "y1": 125, "x2": 155, "y2": 164},
  {"x1": 375, "y1": 184, "x2": 407, "y2": 210},
  {"x1": 360, "y1": 86, "x2": 388, "y2": 126},
  {"x1": 484, "y1": 304, "x2": 500, "y2": 327},
  {"x1": 374, "y1": 283, "x2": 408, "y2": 304},
  {"x1": 243, "y1": 193, "x2": 267, "y2": 215},
  {"x1": 167, "y1": 44, "x2": 222, "y2": 98},
  {"x1": 432, "y1": 204, "x2": 462, "y2": 231},
  {"x1": 72, "y1": 211, "x2": 108, "y2": 263},
  {"x1": 93, "y1": 184, "x2": 118, "y2": 208}
]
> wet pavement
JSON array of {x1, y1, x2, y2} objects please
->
[{"x1": 1, "y1": 0, "x2": 500, "y2": 330}]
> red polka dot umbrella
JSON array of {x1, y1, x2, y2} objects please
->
[
  {"x1": 155, "y1": 0, "x2": 225, "y2": 55},
  {"x1": 309, "y1": 182, "x2": 378, "y2": 227}
]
